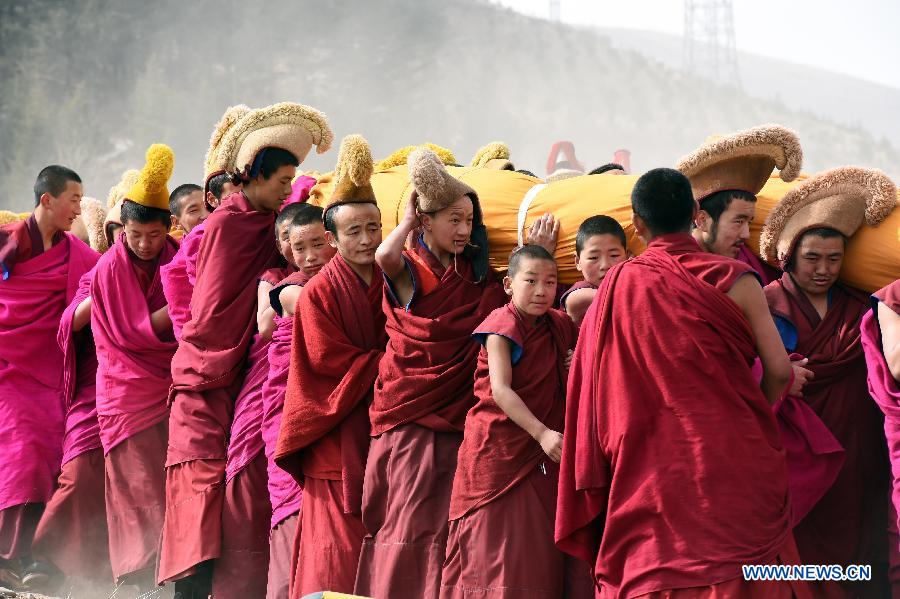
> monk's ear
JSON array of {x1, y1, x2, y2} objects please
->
[
  {"x1": 170, "y1": 214, "x2": 179, "y2": 230},
  {"x1": 695, "y1": 209, "x2": 712, "y2": 233},
  {"x1": 39, "y1": 192, "x2": 54, "y2": 209},
  {"x1": 502, "y1": 275, "x2": 513, "y2": 296},
  {"x1": 324, "y1": 230, "x2": 337, "y2": 248},
  {"x1": 632, "y1": 213, "x2": 648, "y2": 239},
  {"x1": 205, "y1": 191, "x2": 219, "y2": 209}
]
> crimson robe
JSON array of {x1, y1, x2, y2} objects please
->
[
  {"x1": 356, "y1": 241, "x2": 506, "y2": 599},
  {"x1": 161, "y1": 220, "x2": 206, "y2": 341},
  {"x1": 443, "y1": 303, "x2": 592, "y2": 598},
  {"x1": 557, "y1": 233, "x2": 799, "y2": 597},
  {"x1": 275, "y1": 253, "x2": 386, "y2": 597},
  {"x1": 0, "y1": 219, "x2": 97, "y2": 559},
  {"x1": 767, "y1": 274, "x2": 890, "y2": 595},
  {"x1": 159, "y1": 191, "x2": 279, "y2": 584}
]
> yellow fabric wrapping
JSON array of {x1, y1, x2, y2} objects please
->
[{"x1": 309, "y1": 168, "x2": 898, "y2": 293}]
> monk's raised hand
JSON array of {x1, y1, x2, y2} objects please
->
[
  {"x1": 565, "y1": 349, "x2": 574, "y2": 370},
  {"x1": 539, "y1": 428, "x2": 564, "y2": 463},
  {"x1": 527, "y1": 213, "x2": 560, "y2": 254},
  {"x1": 788, "y1": 358, "x2": 813, "y2": 397},
  {"x1": 403, "y1": 192, "x2": 421, "y2": 227}
]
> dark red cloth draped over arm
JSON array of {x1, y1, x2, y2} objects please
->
[
  {"x1": 276, "y1": 254, "x2": 386, "y2": 514},
  {"x1": 370, "y1": 246, "x2": 507, "y2": 435},
  {"x1": 556, "y1": 234, "x2": 791, "y2": 597},
  {"x1": 167, "y1": 192, "x2": 279, "y2": 464}
]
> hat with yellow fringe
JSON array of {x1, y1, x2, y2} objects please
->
[
  {"x1": 759, "y1": 166, "x2": 896, "y2": 263},
  {"x1": 676, "y1": 124, "x2": 803, "y2": 201},
  {"x1": 107, "y1": 169, "x2": 140, "y2": 209},
  {"x1": 218, "y1": 102, "x2": 333, "y2": 179},
  {"x1": 470, "y1": 141, "x2": 514, "y2": 171},
  {"x1": 0, "y1": 210, "x2": 21, "y2": 227},
  {"x1": 376, "y1": 143, "x2": 456, "y2": 172},
  {"x1": 79, "y1": 196, "x2": 108, "y2": 253},
  {"x1": 325, "y1": 134, "x2": 377, "y2": 216},
  {"x1": 126, "y1": 144, "x2": 175, "y2": 211}
]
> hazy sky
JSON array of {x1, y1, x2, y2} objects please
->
[{"x1": 492, "y1": 0, "x2": 900, "y2": 89}]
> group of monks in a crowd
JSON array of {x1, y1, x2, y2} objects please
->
[{"x1": 0, "y1": 102, "x2": 898, "y2": 599}]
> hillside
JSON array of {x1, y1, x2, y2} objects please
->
[{"x1": 1, "y1": 0, "x2": 897, "y2": 211}]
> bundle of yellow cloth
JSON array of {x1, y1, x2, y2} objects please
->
[{"x1": 308, "y1": 168, "x2": 899, "y2": 293}]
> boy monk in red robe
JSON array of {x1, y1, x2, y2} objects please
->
[
  {"x1": 212, "y1": 201, "x2": 309, "y2": 599},
  {"x1": 159, "y1": 102, "x2": 333, "y2": 598},
  {"x1": 759, "y1": 166, "x2": 896, "y2": 596},
  {"x1": 443, "y1": 244, "x2": 592, "y2": 598},
  {"x1": 557, "y1": 167, "x2": 808, "y2": 598},
  {"x1": 91, "y1": 144, "x2": 180, "y2": 594},
  {"x1": 559, "y1": 215, "x2": 628, "y2": 326},
  {"x1": 354, "y1": 148, "x2": 506, "y2": 599},
  {"x1": 275, "y1": 135, "x2": 385, "y2": 597},
  {"x1": 264, "y1": 203, "x2": 335, "y2": 599},
  {"x1": 0, "y1": 165, "x2": 98, "y2": 589}
]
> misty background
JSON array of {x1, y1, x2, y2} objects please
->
[{"x1": 1, "y1": 0, "x2": 898, "y2": 212}]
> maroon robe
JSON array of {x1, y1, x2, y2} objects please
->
[
  {"x1": 275, "y1": 253, "x2": 386, "y2": 597},
  {"x1": 766, "y1": 274, "x2": 890, "y2": 596},
  {"x1": 443, "y1": 303, "x2": 592, "y2": 598},
  {"x1": 557, "y1": 234, "x2": 803, "y2": 597},
  {"x1": 355, "y1": 241, "x2": 506, "y2": 599},
  {"x1": 159, "y1": 191, "x2": 279, "y2": 584}
]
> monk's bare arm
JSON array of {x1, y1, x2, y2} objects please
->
[
  {"x1": 727, "y1": 275, "x2": 792, "y2": 404},
  {"x1": 486, "y1": 334, "x2": 563, "y2": 463},
  {"x1": 375, "y1": 194, "x2": 417, "y2": 306},
  {"x1": 72, "y1": 296, "x2": 92, "y2": 332},
  {"x1": 878, "y1": 302, "x2": 900, "y2": 381},
  {"x1": 257, "y1": 280, "x2": 275, "y2": 340},
  {"x1": 564, "y1": 288, "x2": 596, "y2": 328},
  {"x1": 150, "y1": 305, "x2": 173, "y2": 339},
  {"x1": 279, "y1": 284, "x2": 304, "y2": 317}
]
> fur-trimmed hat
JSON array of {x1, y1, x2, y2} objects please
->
[
  {"x1": 107, "y1": 169, "x2": 140, "y2": 209},
  {"x1": 325, "y1": 134, "x2": 377, "y2": 216},
  {"x1": 408, "y1": 148, "x2": 478, "y2": 214},
  {"x1": 218, "y1": 102, "x2": 333, "y2": 179},
  {"x1": 126, "y1": 144, "x2": 175, "y2": 211},
  {"x1": 205, "y1": 104, "x2": 251, "y2": 183},
  {"x1": 376, "y1": 143, "x2": 456, "y2": 172},
  {"x1": 470, "y1": 142, "x2": 514, "y2": 171},
  {"x1": 676, "y1": 124, "x2": 803, "y2": 201},
  {"x1": 79, "y1": 196, "x2": 108, "y2": 253},
  {"x1": 0, "y1": 210, "x2": 21, "y2": 227},
  {"x1": 759, "y1": 166, "x2": 897, "y2": 263}
]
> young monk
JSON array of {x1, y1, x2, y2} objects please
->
[
  {"x1": 275, "y1": 135, "x2": 385, "y2": 597},
  {"x1": 557, "y1": 168, "x2": 808, "y2": 598},
  {"x1": 212, "y1": 201, "x2": 308, "y2": 599},
  {"x1": 90, "y1": 144, "x2": 180, "y2": 594},
  {"x1": 355, "y1": 148, "x2": 506, "y2": 599},
  {"x1": 442, "y1": 244, "x2": 592, "y2": 598},
  {"x1": 169, "y1": 183, "x2": 208, "y2": 234},
  {"x1": 759, "y1": 166, "x2": 896, "y2": 596},
  {"x1": 263, "y1": 203, "x2": 335, "y2": 599},
  {"x1": 161, "y1": 105, "x2": 249, "y2": 343},
  {"x1": 559, "y1": 215, "x2": 627, "y2": 326},
  {"x1": 0, "y1": 165, "x2": 98, "y2": 589},
  {"x1": 862, "y1": 279, "x2": 900, "y2": 593},
  {"x1": 159, "y1": 102, "x2": 332, "y2": 598}
]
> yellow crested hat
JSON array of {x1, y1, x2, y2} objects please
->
[{"x1": 126, "y1": 144, "x2": 175, "y2": 211}]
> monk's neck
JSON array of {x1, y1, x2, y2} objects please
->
[
  {"x1": 800, "y1": 287, "x2": 830, "y2": 320},
  {"x1": 33, "y1": 206, "x2": 61, "y2": 251},
  {"x1": 346, "y1": 258, "x2": 374, "y2": 286},
  {"x1": 421, "y1": 234, "x2": 454, "y2": 268}
]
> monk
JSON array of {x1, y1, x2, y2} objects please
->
[
  {"x1": 276, "y1": 134, "x2": 385, "y2": 597},
  {"x1": 862, "y1": 280, "x2": 900, "y2": 593},
  {"x1": 91, "y1": 145, "x2": 180, "y2": 593},
  {"x1": 442, "y1": 245, "x2": 592, "y2": 598},
  {"x1": 0, "y1": 165, "x2": 98, "y2": 589},
  {"x1": 169, "y1": 183, "x2": 208, "y2": 235},
  {"x1": 212, "y1": 201, "x2": 309, "y2": 599},
  {"x1": 160, "y1": 147, "x2": 300, "y2": 596},
  {"x1": 355, "y1": 148, "x2": 506, "y2": 599},
  {"x1": 559, "y1": 215, "x2": 627, "y2": 326},
  {"x1": 766, "y1": 228, "x2": 890, "y2": 595},
  {"x1": 556, "y1": 168, "x2": 807, "y2": 598},
  {"x1": 262, "y1": 203, "x2": 335, "y2": 599},
  {"x1": 25, "y1": 265, "x2": 112, "y2": 595}
]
